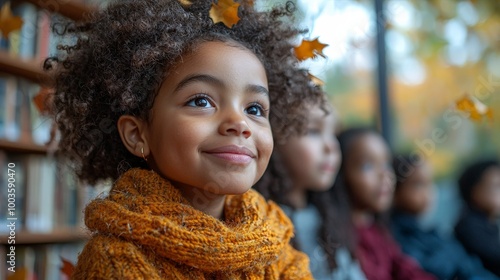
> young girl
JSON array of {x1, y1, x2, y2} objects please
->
[
  {"x1": 46, "y1": 0, "x2": 325, "y2": 278},
  {"x1": 329, "y1": 128, "x2": 436, "y2": 280},
  {"x1": 455, "y1": 159, "x2": 500, "y2": 277},
  {"x1": 391, "y1": 155, "x2": 497, "y2": 280},
  {"x1": 254, "y1": 103, "x2": 366, "y2": 280}
]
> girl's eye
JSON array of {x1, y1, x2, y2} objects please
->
[
  {"x1": 186, "y1": 96, "x2": 213, "y2": 108},
  {"x1": 307, "y1": 128, "x2": 321, "y2": 136},
  {"x1": 246, "y1": 104, "x2": 266, "y2": 117}
]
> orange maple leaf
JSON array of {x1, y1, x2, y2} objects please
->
[
  {"x1": 455, "y1": 95, "x2": 493, "y2": 122},
  {"x1": 209, "y1": 0, "x2": 240, "y2": 28},
  {"x1": 33, "y1": 87, "x2": 54, "y2": 114},
  {"x1": 294, "y1": 38, "x2": 329, "y2": 61},
  {"x1": 455, "y1": 96, "x2": 475, "y2": 111},
  {"x1": 308, "y1": 73, "x2": 325, "y2": 86},
  {"x1": 0, "y1": 2, "x2": 23, "y2": 38},
  {"x1": 60, "y1": 257, "x2": 75, "y2": 278}
]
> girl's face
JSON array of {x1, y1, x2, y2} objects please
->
[
  {"x1": 144, "y1": 41, "x2": 273, "y2": 197},
  {"x1": 472, "y1": 166, "x2": 500, "y2": 217},
  {"x1": 394, "y1": 162, "x2": 434, "y2": 215},
  {"x1": 277, "y1": 105, "x2": 340, "y2": 191},
  {"x1": 344, "y1": 133, "x2": 395, "y2": 213}
]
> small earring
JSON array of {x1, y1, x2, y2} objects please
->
[{"x1": 141, "y1": 147, "x2": 147, "y2": 162}]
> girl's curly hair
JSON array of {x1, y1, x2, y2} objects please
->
[{"x1": 46, "y1": 0, "x2": 325, "y2": 184}]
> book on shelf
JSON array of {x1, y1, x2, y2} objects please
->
[
  {"x1": 0, "y1": 152, "x2": 110, "y2": 234},
  {"x1": 1, "y1": 1, "x2": 53, "y2": 144},
  {"x1": 0, "y1": 152, "x2": 26, "y2": 233},
  {"x1": 1, "y1": 243, "x2": 85, "y2": 280},
  {"x1": 0, "y1": 73, "x2": 52, "y2": 146}
]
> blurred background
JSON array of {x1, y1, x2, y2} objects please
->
[{"x1": 261, "y1": 0, "x2": 500, "y2": 234}]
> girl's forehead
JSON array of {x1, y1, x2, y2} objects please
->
[{"x1": 348, "y1": 133, "x2": 390, "y2": 159}]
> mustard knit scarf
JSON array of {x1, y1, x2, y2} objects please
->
[{"x1": 72, "y1": 168, "x2": 312, "y2": 279}]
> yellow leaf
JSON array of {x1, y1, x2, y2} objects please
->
[
  {"x1": 209, "y1": 0, "x2": 240, "y2": 28},
  {"x1": 60, "y1": 257, "x2": 75, "y2": 278},
  {"x1": 455, "y1": 95, "x2": 475, "y2": 112},
  {"x1": 469, "y1": 109, "x2": 482, "y2": 121},
  {"x1": 294, "y1": 38, "x2": 329, "y2": 61},
  {"x1": 485, "y1": 108, "x2": 494, "y2": 121},
  {"x1": 178, "y1": 0, "x2": 193, "y2": 7},
  {"x1": 0, "y1": 2, "x2": 23, "y2": 38},
  {"x1": 308, "y1": 73, "x2": 325, "y2": 86},
  {"x1": 455, "y1": 95, "x2": 493, "y2": 122}
]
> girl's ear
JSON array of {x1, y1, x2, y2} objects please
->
[{"x1": 117, "y1": 115, "x2": 150, "y2": 158}]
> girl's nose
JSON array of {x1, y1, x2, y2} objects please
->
[
  {"x1": 324, "y1": 137, "x2": 339, "y2": 154},
  {"x1": 218, "y1": 109, "x2": 252, "y2": 138}
]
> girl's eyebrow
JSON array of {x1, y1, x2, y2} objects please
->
[
  {"x1": 174, "y1": 73, "x2": 269, "y2": 97},
  {"x1": 246, "y1": 84, "x2": 269, "y2": 97},
  {"x1": 174, "y1": 74, "x2": 223, "y2": 93}
]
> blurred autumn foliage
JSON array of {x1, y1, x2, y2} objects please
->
[{"x1": 305, "y1": 0, "x2": 500, "y2": 178}]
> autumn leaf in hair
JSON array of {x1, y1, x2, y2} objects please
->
[
  {"x1": 0, "y1": 2, "x2": 23, "y2": 38},
  {"x1": 33, "y1": 86, "x2": 54, "y2": 115},
  {"x1": 210, "y1": 0, "x2": 241, "y2": 28},
  {"x1": 455, "y1": 94, "x2": 493, "y2": 122},
  {"x1": 294, "y1": 38, "x2": 328, "y2": 61},
  {"x1": 60, "y1": 257, "x2": 75, "y2": 278},
  {"x1": 308, "y1": 73, "x2": 325, "y2": 86},
  {"x1": 178, "y1": 0, "x2": 193, "y2": 8}
]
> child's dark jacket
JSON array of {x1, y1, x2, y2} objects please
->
[
  {"x1": 455, "y1": 207, "x2": 500, "y2": 277},
  {"x1": 391, "y1": 211, "x2": 498, "y2": 280}
]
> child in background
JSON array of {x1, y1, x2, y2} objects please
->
[
  {"x1": 391, "y1": 155, "x2": 498, "y2": 280},
  {"x1": 254, "y1": 103, "x2": 367, "y2": 280},
  {"x1": 455, "y1": 159, "x2": 500, "y2": 277},
  {"x1": 329, "y1": 128, "x2": 436, "y2": 280},
  {"x1": 46, "y1": 0, "x2": 326, "y2": 278}
]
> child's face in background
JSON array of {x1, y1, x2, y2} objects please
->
[
  {"x1": 472, "y1": 166, "x2": 500, "y2": 218},
  {"x1": 144, "y1": 41, "x2": 273, "y2": 196},
  {"x1": 344, "y1": 133, "x2": 395, "y2": 213},
  {"x1": 394, "y1": 162, "x2": 434, "y2": 215},
  {"x1": 277, "y1": 105, "x2": 340, "y2": 191}
]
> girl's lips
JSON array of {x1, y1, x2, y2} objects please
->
[
  {"x1": 321, "y1": 162, "x2": 338, "y2": 172},
  {"x1": 321, "y1": 165, "x2": 336, "y2": 172},
  {"x1": 204, "y1": 145, "x2": 255, "y2": 165}
]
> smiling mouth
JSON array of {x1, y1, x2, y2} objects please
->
[{"x1": 204, "y1": 145, "x2": 256, "y2": 165}]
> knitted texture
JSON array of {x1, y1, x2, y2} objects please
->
[{"x1": 72, "y1": 168, "x2": 312, "y2": 279}]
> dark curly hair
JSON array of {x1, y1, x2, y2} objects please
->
[
  {"x1": 46, "y1": 0, "x2": 325, "y2": 184},
  {"x1": 393, "y1": 153, "x2": 424, "y2": 191},
  {"x1": 458, "y1": 159, "x2": 500, "y2": 207}
]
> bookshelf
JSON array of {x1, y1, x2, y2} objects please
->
[
  {"x1": 0, "y1": 139, "x2": 48, "y2": 154},
  {"x1": 20, "y1": 0, "x2": 95, "y2": 21},
  {"x1": 0, "y1": 1, "x2": 102, "y2": 279},
  {"x1": 1, "y1": 228, "x2": 89, "y2": 245},
  {"x1": 0, "y1": 50, "x2": 49, "y2": 85}
]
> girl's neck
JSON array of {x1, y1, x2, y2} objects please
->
[
  {"x1": 286, "y1": 184, "x2": 308, "y2": 209},
  {"x1": 174, "y1": 181, "x2": 226, "y2": 220},
  {"x1": 351, "y1": 208, "x2": 374, "y2": 227}
]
